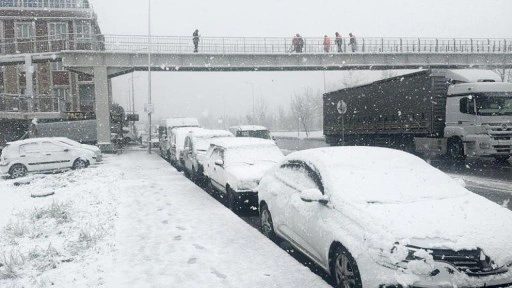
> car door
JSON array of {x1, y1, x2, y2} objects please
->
[
  {"x1": 18, "y1": 142, "x2": 45, "y2": 171},
  {"x1": 276, "y1": 161, "x2": 328, "y2": 264},
  {"x1": 183, "y1": 137, "x2": 193, "y2": 172},
  {"x1": 207, "y1": 148, "x2": 225, "y2": 193},
  {"x1": 39, "y1": 141, "x2": 72, "y2": 170}
]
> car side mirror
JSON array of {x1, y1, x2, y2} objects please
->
[
  {"x1": 63, "y1": 149, "x2": 69, "y2": 152},
  {"x1": 214, "y1": 159, "x2": 224, "y2": 167},
  {"x1": 272, "y1": 136, "x2": 276, "y2": 141},
  {"x1": 300, "y1": 189, "x2": 328, "y2": 205}
]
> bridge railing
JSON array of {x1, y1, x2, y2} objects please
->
[
  {"x1": 0, "y1": 34, "x2": 511, "y2": 55},
  {"x1": 0, "y1": 94, "x2": 65, "y2": 113}
]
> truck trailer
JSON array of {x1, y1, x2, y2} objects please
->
[{"x1": 323, "y1": 69, "x2": 512, "y2": 162}]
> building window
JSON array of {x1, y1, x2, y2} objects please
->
[
  {"x1": 20, "y1": 0, "x2": 40, "y2": 7},
  {"x1": 0, "y1": 0, "x2": 16, "y2": 7},
  {"x1": 16, "y1": 22, "x2": 34, "y2": 39},
  {"x1": 48, "y1": 22, "x2": 68, "y2": 39},
  {"x1": 54, "y1": 88, "x2": 69, "y2": 101},
  {"x1": 75, "y1": 21, "x2": 91, "y2": 40},
  {"x1": 51, "y1": 61, "x2": 64, "y2": 71}
]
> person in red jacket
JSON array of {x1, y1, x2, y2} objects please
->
[{"x1": 323, "y1": 35, "x2": 331, "y2": 53}]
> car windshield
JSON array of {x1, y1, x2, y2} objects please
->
[
  {"x1": 472, "y1": 93, "x2": 512, "y2": 116},
  {"x1": 225, "y1": 146, "x2": 283, "y2": 165},
  {"x1": 237, "y1": 130, "x2": 271, "y2": 140}
]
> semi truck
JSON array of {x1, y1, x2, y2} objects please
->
[{"x1": 323, "y1": 69, "x2": 512, "y2": 162}]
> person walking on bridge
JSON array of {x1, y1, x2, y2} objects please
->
[
  {"x1": 193, "y1": 29, "x2": 200, "y2": 53},
  {"x1": 323, "y1": 35, "x2": 331, "y2": 53},
  {"x1": 335, "y1": 32, "x2": 343, "y2": 52},
  {"x1": 292, "y1": 34, "x2": 304, "y2": 53},
  {"x1": 348, "y1": 32, "x2": 358, "y2": 52}
]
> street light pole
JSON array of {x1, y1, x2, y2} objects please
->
[{"x1": 147, "y1": 0, "x2": 152, "y2": 154}]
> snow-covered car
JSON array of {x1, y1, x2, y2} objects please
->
[
  {"x1": 182, "y1": 129, "x2": 233, "y2": 183},
  {"x1": 229, "y1": 125, "x2": 273, "y2": 140},
  {"x1": 204, "y1": 137, "x2": 284, "y2": 212},
  {"x1": 258, "y1": 147, "x2": 512, "y2": 288},
  {"x1": 169, "y1": 126, "x2": 203, "y2": 170},
  {"x1": 53, "y1": 137, "x2": 102, "y2": 162},
  {"x1": 0, "y1": 138, "x2": 96, "y2": 179}
]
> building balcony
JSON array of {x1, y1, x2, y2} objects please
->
[
  {"x1": 0, "y1": 93, "x2": 67, "y2": 119},
  {"x1": 0, "y1": 34, "x2": 105, "y2": 54},
  {"x1": 0, "y1": 0, "x2": 91, "y2": 10}
]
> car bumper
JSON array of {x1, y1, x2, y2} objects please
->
[
  {"x1": 0, "y1": 163, "x2": 10, "y2": 174},
  {"x1": 233, "y1": 190, "x2": 259, "y2": 207}
]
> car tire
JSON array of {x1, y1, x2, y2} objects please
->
[
  {"x1": 227, "y1": 187, "x2": 238, "y2": 213},
  {"x1": 330, "y1": 245, "x2": 363, "y2": 288},
  {"x1": 260, "y1": 204, "x2": 276, "y2": 242},
  {"x1": 184, "y1": 167, "x2": 191, "y2": 179},
  {"x1": 72, "y1": 158, "x2": 88, "y2": 170},
  {"x1": 447, "y1": 137, "x2": 466, "y2": 162},
  {"x1": 9, "y1": 164, "x2": 27, "y2": 179}
]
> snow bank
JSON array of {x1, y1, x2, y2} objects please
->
[{"x1": 0, "y1": 151, "x2": 329, "y2": 287}]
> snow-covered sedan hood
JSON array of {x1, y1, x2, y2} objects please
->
[
  {"x1": 226, "y1": 162, "x2": 277, "y2": 183},
  {"x1": 352, "y1": 193, "x2": 512, "y2": 266}
]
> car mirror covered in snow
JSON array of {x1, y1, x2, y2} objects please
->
[
  {"x1": 214, "y1": 159, "x2": 224, "y2": 167},
  {"x1": 300, "y1": 188, "x2": 328, "y2": 204},
  {"x1": 453, "y1": 177, "x2": 466, "y2": 188}
]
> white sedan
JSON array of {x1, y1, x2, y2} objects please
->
[
  {"x1": 0, "y1": 138, "x2": 96, "y2": 178},
  {"x1": 204, "y1": 137, "x2": 284, "y2": 212},
  {"x1": 258, "y1": 147, "x2": 512, "y2": 288}
]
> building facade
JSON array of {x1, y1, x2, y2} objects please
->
[{"x1": 0, "y1": 0, "x2": 103, "y2": 143}]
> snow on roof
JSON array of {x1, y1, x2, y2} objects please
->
[
  {"x1": 163, "y1": 117, "x2": 200, "y2": 128},
  {"x1": 209, "y1": 137, "x2": 276, "y2": 149},
  {"x1": 189, "y1": 129, "x2": 233, "y2": 139},
  {"x1": 6, "y1": 137, "x2": 69, "y2": 146},
  {"x1": 448, "y1": 82, "x2": 512, "y2": 95},
  {"x1": 445, "y1": 69, "x2": 501, "y2": 83},
  {"x1": 229, "y1": 125, "x2": 269, "y2": 131}
]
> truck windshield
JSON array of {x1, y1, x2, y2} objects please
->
[{"x1": 474, "y1": 93, "x2": 512, "y2": 116}]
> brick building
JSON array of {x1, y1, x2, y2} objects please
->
[{"x1": 0, "y1": 0, "x2": 104, "y2": 143}]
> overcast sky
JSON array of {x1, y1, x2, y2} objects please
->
[{"x1": 88, "y1": 0, "x2": 512, "y2": 123}]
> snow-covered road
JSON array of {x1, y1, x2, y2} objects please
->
[{"x1": 0, "y1": 151, "x2": 330, "y2": 288}]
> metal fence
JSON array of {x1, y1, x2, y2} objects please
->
[
  {"x1": 0, "y1": 94, "x2": 65, "y2": 113},
  {"x1": 0, "y1": 34, "x2": 511, "y2": 55}
]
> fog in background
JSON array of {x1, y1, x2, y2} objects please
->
[{"x1": 88, "y1": 0, "x2": 512, "y2": 124}]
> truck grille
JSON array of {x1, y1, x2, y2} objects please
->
[{"x1": 486, "y1": 124, "x2": 512, "y2": 141}]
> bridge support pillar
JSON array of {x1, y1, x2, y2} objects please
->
[
  {"x1": 24, "y1": 55, "x2": 33, "y2": 111},
  {"x1": 94, "y1": 66, "x2": 113, "y2": 152}
]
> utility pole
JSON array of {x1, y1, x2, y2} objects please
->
[{"x1": 147, "y1": 0, "x2": 152, "y2": 154}]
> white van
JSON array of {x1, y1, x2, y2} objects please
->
[{"x1": 158, "y1": 117, "x2": 200, "y2": 159}]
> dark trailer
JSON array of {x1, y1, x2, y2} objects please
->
[{"x1": 323, "y1": 70, "x2": 449, "y2": 151}]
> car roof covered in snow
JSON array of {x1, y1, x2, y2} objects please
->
[
  {"x1": 6, "y1": 137, "x2": 70, "y2": 146},
  {"x1": 188, "y1": 129, "x2": 233, "y2": 139},
  {"x1": 229, "y1": 125, "x2": 268, "y2": 131},
  {"x1": 282, "y1": 146, "x2": 469, "y2": 204},
  {"x1": 209, "y1": 137, "x2": 276, "y2": 149}
]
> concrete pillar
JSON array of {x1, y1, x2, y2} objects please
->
[
  {"x1": 24, "y1": 55, "x2": 34, "y2": 112},
  {"x1": 94, "y1": 66, "x2": 113, "y2": 152}
]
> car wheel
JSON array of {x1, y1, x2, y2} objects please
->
[
  {"x1": 227, "y1": 187, "x2": 238, "y2": 212},
  {"x1": 9, "y1": 164, "x2": 27, "y2": 179},
  {"x1": 447, "y1": 137, "x2": 466, "y2": 162},
  {"x1": 207, "y1": 178, "x2": 215, "y2": 195},
  {"x1": 72, "y1": 159, "x2": 88, "y2": 170},
  {"x1": 331, "y1": 245, "x2": 362, "y2": 288},
  {"x1": 260, "y1": 204, "x2": 276, "y2": 242},
  {"x1": 184, "y1": 167, "x2": 191, "y2": 179}
]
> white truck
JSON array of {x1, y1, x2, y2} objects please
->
[{"x1": 323, "y1": 69, "x2": 512, "y2": 162}]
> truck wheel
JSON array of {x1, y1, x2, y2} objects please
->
[
  {"x1": 494, "y1": 155, "x2": 510, "y2": 162},
  {"x1": 447, "y1": 138, "x2": 466, "y2": 161}
]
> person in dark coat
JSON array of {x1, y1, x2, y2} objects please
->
[
  {"x1": 348, "y1": 32, "x2": 358, "y2": 52},
  {"x1": 193, "y1": 29, "x2": 200, "y2": 53},
  {"x1": 335, "y1": 32, "x2": 343, "y2": 52}
]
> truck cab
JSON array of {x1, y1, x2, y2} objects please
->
[{"x1": 443, "y1": 70, "x2": 512, "y2": 161}]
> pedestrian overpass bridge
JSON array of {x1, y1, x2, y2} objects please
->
[{"x1": 1, "y1": 35, "x2": 511, "y2": 150}]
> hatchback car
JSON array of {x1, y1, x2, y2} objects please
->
[
  {"x1": 258, "y1": 147, "x2": 512, "y2": 288},
  {"x1": 0, "y1": 138, "x2": 96, "y2": 178},
  {"x1": 204, "y1": 137, "x2": 284, "y2": 212},
  {"x1": 182, "y1": 129, "x2": 233, "y2": 183},
  {"x1": 53, "y1": 137, "x2": 102, "y2": 162}
]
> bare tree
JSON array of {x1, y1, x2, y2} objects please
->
[{"x1": 290, "y1": 89, "x2": 321, "y2": 137}]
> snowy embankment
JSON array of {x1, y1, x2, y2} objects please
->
[{"x1": 0, "y1": 152, "x2": 330, "y2": 287}]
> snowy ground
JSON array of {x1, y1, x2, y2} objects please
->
[{"x1": 0, "y1": 151, "x2": 330, "y2": 288}]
